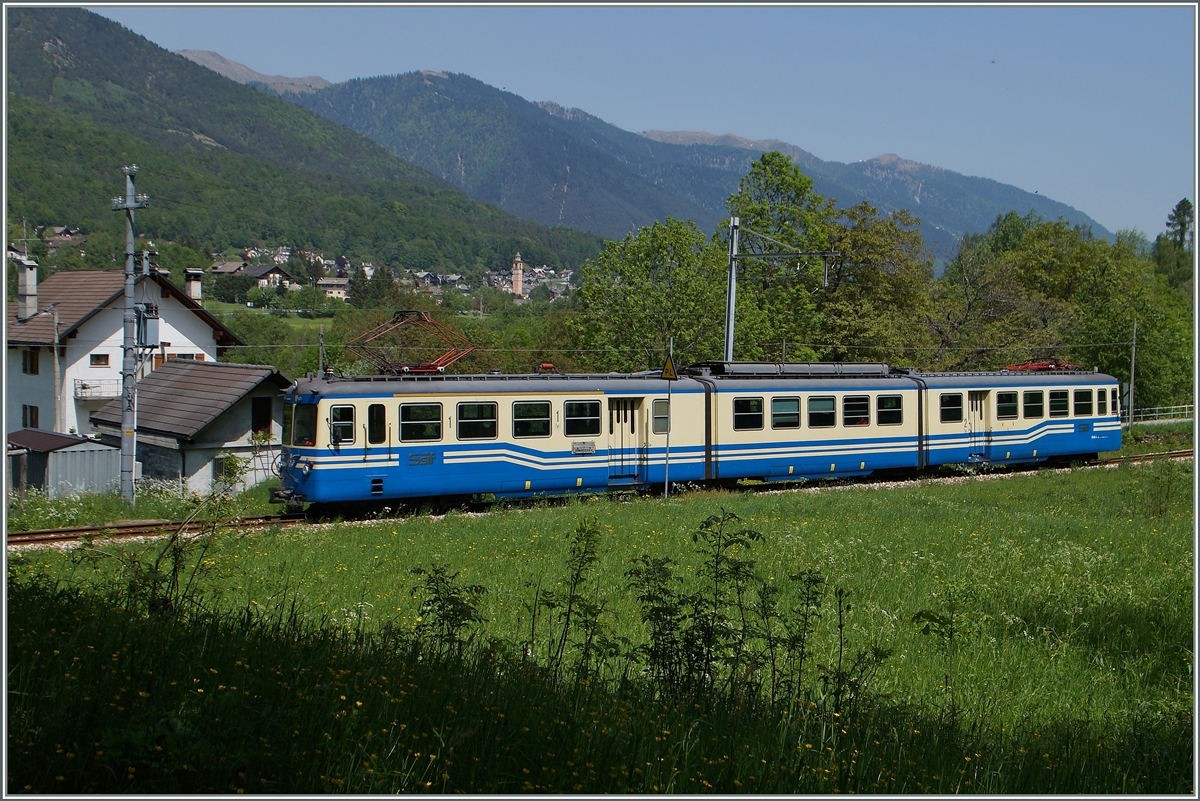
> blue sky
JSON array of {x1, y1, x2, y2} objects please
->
[{"x1": 91, "y1": 5, "x2": 1196, "y2": 239}]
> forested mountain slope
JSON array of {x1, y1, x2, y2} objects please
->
[
  {"x1": 285, "y1": 72, "x2": 723, "y2": 240},
  {"x1": 279, "y1": 70, "x2": 1110, "y2": 258},
  {"x1": 5, "y1": 8, "x2": 604, "y2": 274}
]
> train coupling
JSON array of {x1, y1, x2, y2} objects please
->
[{"x1": 270, "y1": 487, "x2": 305, "y2": 506}]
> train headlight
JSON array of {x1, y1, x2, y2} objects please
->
[{"x1": 302, "y1": 460, "x2": 313, "y2": 475}]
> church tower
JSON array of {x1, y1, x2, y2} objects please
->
[{"x1": 512, "y1": 252, "x2": 525, "y2": 297}]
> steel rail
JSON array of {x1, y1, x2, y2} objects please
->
[{"x1": 8, "y1": 513, "x2": 306, "y2": 547}]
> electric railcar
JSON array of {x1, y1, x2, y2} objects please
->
[{"x1": 271, "y1": 362, "x2": 1122, "y2": 507}]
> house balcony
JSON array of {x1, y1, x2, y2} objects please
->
[{"x1": 75, "y1": 378, "x2": 121, "y2": 400}]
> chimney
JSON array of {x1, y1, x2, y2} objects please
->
[
  {"x1": 184, "y1": 268, "x2": 203, "y2": 300},
  {"x1": 17, "y1": 263, "x2": 37, "y2": 319}
]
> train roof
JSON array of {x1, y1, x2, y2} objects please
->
[{"x1": 285, "y1": 362, "x2": 1116, "y2": 399}]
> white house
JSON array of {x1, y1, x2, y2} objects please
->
[{"x1": 6, "y1": 266, "x2": 242, "y2": 436}]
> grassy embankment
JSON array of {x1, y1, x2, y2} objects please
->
[{"x1": 7, "y1": 451, "x2": 1192, "y2": 793}]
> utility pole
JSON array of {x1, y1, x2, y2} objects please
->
[
  {"x1": 723, "y1": 217, "x2": 740, "y2": 362},
  {"x1": 722, "y1": 216, "x2": 839, "y2": 363},
  {"x1": 112, "y1": 165, "x2": 150, "y2": 503},
  {"x1": 1128, "y1": 318, "x2": 1137, "y2": 431}
]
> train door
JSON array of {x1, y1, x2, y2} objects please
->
[
  {"x1": 608, "y1": 398, "x2": 645, "y2": 483},
  {"x1": 967, "y1": 390, "x2": 990, "y2": 460}
]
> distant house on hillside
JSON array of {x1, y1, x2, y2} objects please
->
[
  {"x1": 316, "y1": 276, "x2": 350, "y2": 300},
  {"x1": 91, "y1": 360, "x2": 293, "y2": 495},
  {"x1": 210, "y1": 260, "x2": 248, "y2": 275},
  {"x1": 6, "y1": 267, "x2": 242, "y2": 436},
  {"x1": 240, "y1": 263, "x2": 292, "y2": 288}
]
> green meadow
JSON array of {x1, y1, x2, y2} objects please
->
[{"x1": 6, "y1": 455, "x2": 1193, "y2": 793}]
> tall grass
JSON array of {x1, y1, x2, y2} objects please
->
[{"x1": 7, "y1": 461, "x2": 1193, "y2": 793}]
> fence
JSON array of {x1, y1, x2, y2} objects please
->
[{"x1": 1123, "y1": 405, "x2": 1194, "y2": 425}]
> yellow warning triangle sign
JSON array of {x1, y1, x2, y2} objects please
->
[{"x1": 661, "y1": 354, "x2": 679, "y2": 381}]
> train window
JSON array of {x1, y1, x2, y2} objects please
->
[
  {"x1": 368, "y1": 404, "x2": 387, "y2": 444},
  {"x1": 1023, "y1": 391, "x2": 1044, "y2": 419},
  {"x1": 1111, "y1": 388, "x2": 1119, "y2": 417},
  {"x1": 1048, "y1": 390, "x2": 1069, "y2": 417},
  {"x1": 1074, "y1": 389, "x2": 1093, "y2": 417},
  {"x1": 292, "y1": 404, "x2": 318, "y2": 446},
  {"x1": 1097, "y1": 389, "x2": 1108, "y2": 416},
  {"x1": 513, "y1": 402, "x2": 551, "y2": 438},
  {"x1": 283, "y1": 404, "x2": 294, "y2": 445},
  {"x1": 652, "y1": 399, "x2": 670, "y2": 434},
  {"x1": 808, "y1": 396, "x2": 836, "y2": 428},
  {"x1": 733, "y1": 398, "x2": 764, "y2": 430},
  {"x1": 564, "y1": 401, "x2": 601, "y2": 436},
  {"x1": 400, "y1": 403, "x2": 442, "y2": 441},
  {"x1": 843, "y1": 396, "x2": 870, "y2": 426},
  {"x1": 457, "y1": 402, "x2": 498, "y2": 440},
  {"x1": 877, "y1": 395, "x2": 903, "y2": 425},
  {"x1": 940, "y1": 394, "x2": 963, "y2": 423},
  {"x1": 330, "y1": 405, "x2": 356, "y2": 444},
  {"x1": 996, "y1": 392, "x2": 1019, "y2": 420},
  {"x1": 771, "y1": 397, "x2": 800, "y2": 429}
]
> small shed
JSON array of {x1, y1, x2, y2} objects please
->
[
  {"x1": 7, "y1": 428, "x2": 120, "y2": 498},
  {"x1": 90, "y1": 361, "x2": 293, "y2": 495}
]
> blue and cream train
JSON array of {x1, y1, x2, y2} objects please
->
[{"x1": 272, "y1": 362, "x2": 1122, "y2": 506}]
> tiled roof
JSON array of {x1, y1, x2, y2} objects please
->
[
  {"x1": 89, "y1": 360, "x2": 292, "y2": 441},
  {"x1": 7, "y1": 428, "x2": 107, "y2": 453},
  {"x1": 5, "y1": 270, "x2": 242, "y2": 347},
  {"x1": 241, "y1": 263, "x2": 291, "y2": 279}
]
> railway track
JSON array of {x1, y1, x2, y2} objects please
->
[
  {"x1": 8, "y1": 450, "x2": 1190, "y2": 548},
  {"x1": 7, "y1": 513, "x2": 306, "y2": 547},
  {"x1": 1096, "y1": 449, "x2": 1193, "y2": 466}
]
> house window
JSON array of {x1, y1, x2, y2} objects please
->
[
  {"x1": 513, "y1": 402, "x2": 551, "y2": 438},
  {"x1": 22, "y1": 348, "x2": 39, "y2": 375},
  {"x1": 771, "y1": 397, "x2": 800, "y2": 429},
  {"x1": 400, "y1": 403, "x2": 442, "y2": 442},
  {"x1": 251, "y1": 396, "x2": 273, "y2": 434},
  {"x1": 652, "y1": 399, "x2": 670, "y2": 434},
  {"x1": 21, "y1": 405, "x2": 38, "y2": 428},
  {"x1": 877, "y1": 395, "x2": 903, "y2": 425},
  {"x1": 1023, "y1": 391, "x2": 1044, "y2": 419},
  {"x1": 368, "y1": 404, "x2": 387, "y2": 444},
  {"x1": 330, "y1": 405, "x2": 355, "y2": 444},
  {"x1": 940, "y1": 393, "x2": 963, "y2": 424},
  {"x1": 457, "y1": 402, "x2": 497, "y2": 440},
  {"x1": 843, "y1": 396, "x2": 870, "y2": 426},
  {"x1": 1073, "y1": 389, "x2": 1093, "y2": 417},
  {"x1": 564, "y1": 401, "x2": 601, "y2": 436},
  {"x1": 808, "y1": 396, "x2": 836, "y2": 428},
  {"x1": 733, "y1": 398, "x2": 764, "y2": 431},
  {"x1": 90, "y1": 353, "x2": 110, "y2": 367},
  {"x1": 996, "y1": 392, "x2": 1019, "y2": 420},
  {"x1": 1049, "y1": 390, "x2": 1070, "y2": 418}
]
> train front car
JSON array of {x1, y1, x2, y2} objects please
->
[
  {"x1": 919, "y1": 368, "x2": 1122, "y2": 467},
  {"x1": 272, "y1": 370, "x2": 698, "y2": 508}
]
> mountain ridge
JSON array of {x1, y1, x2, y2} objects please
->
[{"x1": 176, "y1": 49, "x2": 331, "y2": 94}]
